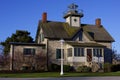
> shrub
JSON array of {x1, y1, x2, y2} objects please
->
[
  {"x1": 63, "y1": 65, "x2": 73, "y2": 72},
  {"x1": 50, "y1": 63, "x2": 74, "y2": 72},
  {"x1": 104, "y1": 63, "x2": 112, "y2": 72},
  {"x1": 77, "y1": 66, "x2": 91, "y2": 72},
  {"x1": 111, "y1": 64, "x2": 120, "y2": 72},
  {"x1": 50, "y1": 63, "x2": 60, "y2": 71}
]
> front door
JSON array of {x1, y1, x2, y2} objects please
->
[{"x1": 87, "y1": 49, "x2": 92, "y2": 62}]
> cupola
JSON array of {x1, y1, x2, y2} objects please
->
[{"x1": 63, "y1": 3, "x2": 84, "y2": 27}]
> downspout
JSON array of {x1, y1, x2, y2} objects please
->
[{"x1": 46, "y1": 39, "x2": 49, "y2": 71}]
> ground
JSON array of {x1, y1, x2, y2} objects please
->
[{"x1": 0, "y1": 77, "x2": 120, "y2": 80}]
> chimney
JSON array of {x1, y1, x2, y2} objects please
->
[
  {"x1": 42, "y1": 12, "x2": 47, "y2": 23},
  {"x1": 95, "y1": 18, "x2": 101, "y2": 26}
]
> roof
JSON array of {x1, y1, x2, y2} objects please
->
[
  {"x1": 36, "y1": 21, "x2": 80, "y2": 40},
  {"x1": 66, "y1": 41, "x2": 106, "y2": 47},
  {"x1": 10, "y1": 42, "x2": 45, "y2": 46},
  {"x1": 36, "y1": 21, "x2": 114, "y2": 42},
  {"x1": 82, "y1": 24, "x2": 115, "y2": 42}
]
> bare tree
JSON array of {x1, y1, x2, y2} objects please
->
[
  {"x1": 12, "y1": 50, "x2": 46, "y2": 71},
  {"x1": 35, "y1": 51, "x2": 47, "y2": 71},
  {"x1": 0, "y1": 45, "x2": 10, "y2": 70},
  {"x1": 13, "y1": 50, "x2": 24, "y2": 70}
]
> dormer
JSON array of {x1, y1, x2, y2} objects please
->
[{"x1": 63, "y1": 3, "x2": 84, "y2": 27}]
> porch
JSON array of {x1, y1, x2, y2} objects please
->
[{"x1": 66, "y1": 42, "x2": 105, "y2": 71}]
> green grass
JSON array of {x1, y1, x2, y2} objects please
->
[{"x1": 0, "y1": 72, "x2": 120, "y2": 78}]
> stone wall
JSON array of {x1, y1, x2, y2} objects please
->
[
  {"x1": 10, "y1": 44, "x2": 46, "y2": 71},
  {"x1": 99, "y1": 42, "x2": 113, "y2": 63}
]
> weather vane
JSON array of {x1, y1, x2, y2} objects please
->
[{"x1": 68, "y1": 3, "x2": 78, "y2": 10}]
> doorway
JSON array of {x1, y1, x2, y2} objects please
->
[{"x1": 87, "y1": 49, "x2": 92, "y2": 62}]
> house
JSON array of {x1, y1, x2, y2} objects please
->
[{"x1": 10, "y1": 3, "x2": 114, "y2": 72}]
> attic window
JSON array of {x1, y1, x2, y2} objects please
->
[{"x1": 40, "y1": 33, "x2": 44, "y2": 42}]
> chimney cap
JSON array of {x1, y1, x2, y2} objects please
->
[{"x1": 95, "y1": 18, "x2": 101, "y2": 26}]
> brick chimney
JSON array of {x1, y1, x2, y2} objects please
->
[
  {"x1": 42, "y1": 12, "x2": 47, "y2": 23},
  {"x1": 95, "y1": 18, "x2": 101, "y2": 26}
]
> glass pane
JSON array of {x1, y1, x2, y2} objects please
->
[
  {"x1": 99, "y1": 49, "x2": 102, "y2": 57},
  {"x1": 81, "y1": 48, "x2": 84, "y2": 56},
  {"x1": 74, "y1": 48, "x2": 77, "y2": 56},
  {"x1": 78, "y1": 48, "x2": 80, "y2": 56},
  {"x1": 23, "y1": 48, "x2": 36, "y2": 55},
  {"x1": 31, "y1": 49, "x2": 35, "y2": 55},
  {"x1": 93, "y1": 49, "x2": 96, "y2": 56},
  {"x1": 56, "y1": 49, "x2": 61, "y2": 59},
  {"x1": 68, "y1": 48, "x2": 72, "y2": 57},
  {"x1": 56, "y1": 49, "x2": 64, "y2": 59}
]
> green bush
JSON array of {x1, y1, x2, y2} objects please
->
[
  {"x1": 50, "y1": 63, "x2": 60, "y2": 71},
  {"x1": 50, "y1": 63, "x2": 74, "y2": 72},
  {"x1": 104, "y1": 63, "x2": 112, "y2": 72},
  {"x1": 63, "y1": 65, "x2": 72, "y2": 72},
  {"x1": 77, "y1": 66, "x2": 91, "y2": 72},
  {"x1": 111, "y1": 64, "x2": 120, "y2": 72}
]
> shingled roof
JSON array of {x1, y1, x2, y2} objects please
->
[
  {"x1": 66, "y1": 41, "x2": 106, "y2": 47},
  {"x1": 36, "y1": 21, "x2": 80, "y2": 40},
  {"x1": 36, "y1": 21, "x2": 114, "y2": 42},
  {"x1": 82, "y1": 24, "x2": 115, "y2": 42}
]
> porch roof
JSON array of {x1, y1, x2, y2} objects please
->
[{"x1": 66, "y1": 41, "x2": 106, "y2": 47}]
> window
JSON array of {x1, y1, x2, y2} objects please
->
[
  {"x1": 40, "y1": 33, "x2": 44, "y2": 42},
  {"x1": 93, "y1": 48, "x2": 102, "y2": 57},
  {"x1": 23, "y1": 48, "x2": 35, "y2": 55},
  {"x1": 74, "y1": 47, "x2": 84, "y2": 57},
  {"x1": 56, "y1": 49, "x2": 64, "y2": 59},
  {"x1": 67, "y1": 48, "x2": 72, "y2": 57},
  {"x1": 74, "y1": 18, "x2": 77, "y2": 22}
]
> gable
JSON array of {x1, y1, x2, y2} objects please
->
[{"x1": 72, "y1": 30, "x2": 83, "y2": 41}]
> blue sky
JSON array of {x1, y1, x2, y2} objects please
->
[{"x1": 0, "y1": 0, "x2": 120, "y2": 53}]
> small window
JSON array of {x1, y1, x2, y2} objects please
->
[
  {"x1": 74, "y1": 48, "x2": 77, "y2": 56},
  {"x1": 23, "y1": 48, "x2": 35, "y2": 55},
  {"x1": 56, "y1": 49, "x2": 64, "y2": 59},
  {"x1": 67, "y1": 48, "x2": 72, "y2": 57},
  {"x1": 74, "y1": 47, "x2": 84, "y2": 57},
  {"x1": 93, "y1": 48, "x2": 102, "y2": 57},
  {"x1": 40, "y1": 33, "x2": 44, "y2": 42}
]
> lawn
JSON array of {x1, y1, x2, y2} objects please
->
[{"x1": 0, "y1": 72, "x2": 120, "y2": 78}]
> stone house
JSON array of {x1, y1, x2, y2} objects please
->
[{"x1": 10, "y1": 4, "x2": 114, "y2": 71}]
